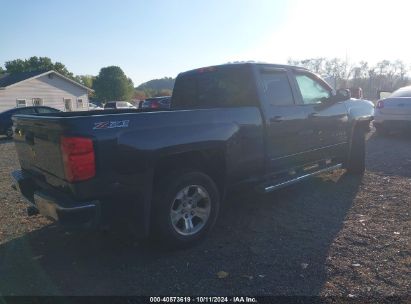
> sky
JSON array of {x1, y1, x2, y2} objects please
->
[{"x1": 1, "y1": 0, "x2": 410, "y2": 85}]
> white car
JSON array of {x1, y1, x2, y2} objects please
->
[
  {"x1": 104, "y1": 101, "x2": 136, "y2": 110},
  {"x1": 89, "y1": 102, "x2": 104, "y2": 110},
  {"x1": 374, "y1": 86, "x2": 411, "y2": 135}
]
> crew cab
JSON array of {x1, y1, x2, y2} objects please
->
[{"x1": 11, "y1": 63, "x2": 373, "y2": 247}]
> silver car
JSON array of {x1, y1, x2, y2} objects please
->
[{"x1": 374, "y1": 86, "x2": 411, "y2": 135}]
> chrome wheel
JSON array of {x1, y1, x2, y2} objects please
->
[{"x1": 170, "y1": 184, "x2": 211, "y2": 236}]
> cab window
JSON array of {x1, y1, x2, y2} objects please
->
[
  {"x1": 36, "y1": 107, "x2": 59, "y2": 114},
  {"x1": 172, "y1": 65, "x2": 257, "y2": 108},
  {"x1": 16, "y1": 108, "x2": 36, "y2": 114}
]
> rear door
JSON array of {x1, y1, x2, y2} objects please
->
[{"x1": 256, "y1": 66, "x2": 313, "y2": 173}]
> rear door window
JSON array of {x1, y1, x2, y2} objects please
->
[{"x1": 259, "y1": 70, "x2": 295, "y2": 106}]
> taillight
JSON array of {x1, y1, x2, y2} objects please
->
[
  {"x1": 150, "y1": 100, "x2": 160, "y2": 109},
  {"x1": 376, "y1": 100, "x2": 384, "y2": 109},
  {"x1": 60, "y1": 137, "x2": 95, "y2": 182}
]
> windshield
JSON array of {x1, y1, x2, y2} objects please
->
[{"x1": 389, "y1": 86, "x2": 411, "y2": 98}]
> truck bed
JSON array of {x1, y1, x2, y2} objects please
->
[{"x1": 12, "y1": 107, "x2": 264, "y2": 201}]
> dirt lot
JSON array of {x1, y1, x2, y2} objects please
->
[{"x1": 0, "y1": 132, "x2": 410, "y2": 297}]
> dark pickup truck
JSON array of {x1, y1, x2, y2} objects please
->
[{"x1": 11, "y1": 63, "x2": 373, "y2": 247}]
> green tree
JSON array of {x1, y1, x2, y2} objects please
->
[
  {"x1": 154, "y1": 89, "x2": 172, "y2": 97},
  {"x1": 134, "y1": 89, "x2": 147, "y2": 100},
  {"x1": 4, "y1": 56, "x2": 75, "y2": 79},
  {"x1": 77, "y1": 75, "x2": 95, "y2": 88},
  {"x1": 93, "y1": 66, "x2": 134, "y2": 102},
  {"x1": 136, "y1": 77, "x2": 175, "y2": 91}
]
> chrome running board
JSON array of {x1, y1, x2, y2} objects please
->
[{"x1": 263, "y1": 163, "x2": 342, "y2": 193}]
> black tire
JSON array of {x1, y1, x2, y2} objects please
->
[
  {"x1": 5, "y1": 128, "x2": 13, "y2": 139},
  {"x1": 151, "y1": 170, "x2": 220, "y2": 248},
  {"x1": 346, "y1": 129, "x2": 366, "y2": 175}
]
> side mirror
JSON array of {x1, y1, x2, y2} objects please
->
[{"x1": 333, "y1": 89, "x2": 351, "y2": 101}]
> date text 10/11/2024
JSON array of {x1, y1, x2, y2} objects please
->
[{"x1": 149, "y1": 297, "x2": 258, "y2": 303}]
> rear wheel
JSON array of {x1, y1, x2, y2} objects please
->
[
  {"x1": 151, "y1": 170, "x2": 220, "y2": 248},
  {"x1": 346, "y1": 129, "x2": 366, "y2": 175}
]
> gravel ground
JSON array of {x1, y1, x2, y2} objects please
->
[{"x1": 0, "y1": 132, "x2": 410, "y2": 298}]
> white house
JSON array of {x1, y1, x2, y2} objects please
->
[{"x1": 0, "y1": 70, "x2": 93, "y2": 112}]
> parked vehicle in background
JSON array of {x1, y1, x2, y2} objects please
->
[
  {"x1": 11, "y1": 63, "x2": 373, "y2": 247},
  {"x1": 104, "y1": 101, "x2": 136, "y2": 110},
  {"x1": 89, "y1": 102, "x2": 104, "y2": 110},
  {"x1": 0, "y1": 106, "x2": 60, "y2": 138},
  {"x1": 374, "y1": 86, "x2": 411, "y2": 135},
  {"x1": 344, "y1": 97, "x2": 375, "y2": 117},
  {"x1": 141, "y1": 96, "x2": 171, "y2": 109}
]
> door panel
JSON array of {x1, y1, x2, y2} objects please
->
[
  {"x1": 293, "y1": 71, "x2": 349, "y2": 160},
  {"x1": 256, "y1": 68, "x2": 313, "y2": 173}
]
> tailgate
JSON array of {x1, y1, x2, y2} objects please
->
[
  {"x1": 13, "y1": 116, "x2": 66, "y2": 180},
  {"x1": 380, "y1": 97, "x2": 411, "y2": 115}
]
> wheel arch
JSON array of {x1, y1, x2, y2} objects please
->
[{"x1": 153, "y1": 148, "x2": 227, "y2": 197}]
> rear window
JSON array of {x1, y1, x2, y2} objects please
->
[
  {"x1": 16, "y1": 108, "x2": 37, "y2": 114},
  {"x1": 172, "y1": 66, "x2": 257, "y2": 108},
  {"x1": 390, "y1": 87, "x2": 411, "y2": 98},
  {"x1": 36, "y1": 107, "x2": 59, "y2": 114}
]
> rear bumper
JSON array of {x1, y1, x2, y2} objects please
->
[
  {"x1": 374, "y1": 112, "x2": 411, "y2": 122},
  {"x1": 11, "y1": 170, "x2": 101, "y2": 228},
  {"x1": 374, "y1": 120, "x2": 411, "y2": 130}
]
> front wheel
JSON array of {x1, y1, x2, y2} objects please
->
[
  {"x1": 346, "y1": 129, "x2": 366, "y2": 175},
  {"x1": 151, "y1": 171, "x2": 220, "y2": 248}
]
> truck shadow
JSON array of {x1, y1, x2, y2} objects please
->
[{"x1": 0, "y1": 171, "x2": 361, "y2": 296}]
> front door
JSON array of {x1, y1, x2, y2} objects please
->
[{"x1": 292, "y1": 70, "x2": 349, "y2": 162}]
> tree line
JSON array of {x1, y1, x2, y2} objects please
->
[
  {"x1": 3, "y1": 56, "x2": 410, "y2": 103},
  {"x1": 0, "y1": 56, "x2": 172, "y2": 103},
  {"x1": 287, "y1": 58, "x2": 411, "y2": 99}
]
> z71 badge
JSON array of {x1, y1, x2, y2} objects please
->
[{"x1": 93, "y1": 120, "x2": 130, "y2": 130}]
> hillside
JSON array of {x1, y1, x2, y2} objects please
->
[{"x1": 136, "y1": 77, "x2": 175, "y2": 91}]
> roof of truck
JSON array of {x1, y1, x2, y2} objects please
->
[{"x1": 179, "y1": 62, "x2": 308, "y2": 76}]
